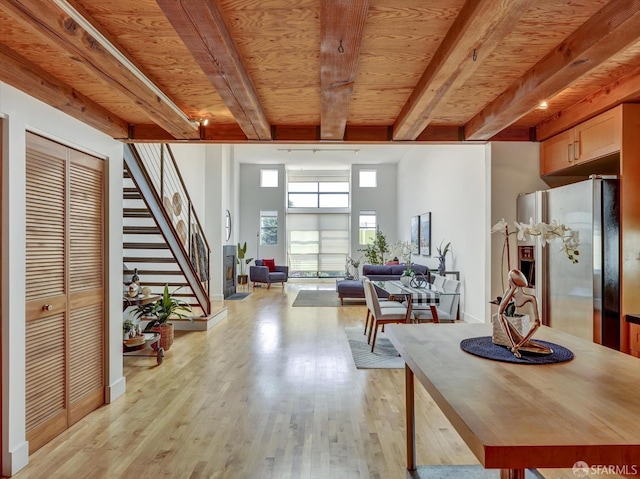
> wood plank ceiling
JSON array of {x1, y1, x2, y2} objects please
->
[{"x1": 1, "y1": 0, "x2": 640, "y2": 144}]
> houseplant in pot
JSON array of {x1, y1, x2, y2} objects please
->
[
  {"x1": 130, "y1": 284, "x2": 191, "y2": 351},
  {"x1": 237, "y1": 241, "x2": 253, "y2": 285}
]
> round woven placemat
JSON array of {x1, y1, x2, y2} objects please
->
[{"x1": 460, "y1": 336, "x2": 573, "y2": 364}]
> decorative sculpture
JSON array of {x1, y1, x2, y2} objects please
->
[{"x1": 497, "y1": 269, "x2": 553, "y2": 358}]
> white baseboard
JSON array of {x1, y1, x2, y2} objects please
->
[
  {"x1": 106, "y1": 376, "x2": 127, "y2": 403},
  {"x1": 4, "y1": 440, "x2": 29, "y2": 476},
  {"x1": 462, "y1": 312, "x2": 484, "y2": 323}
]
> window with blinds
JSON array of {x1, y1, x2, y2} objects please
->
[
  {"x1": 287, "y1": 213, "x2": 349, "y2": 278},
  {"x1": 286, "y1": 170, "x2": 350, "y2": 278}
]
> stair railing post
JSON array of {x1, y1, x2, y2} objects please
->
[
  {"x1": 188, "y1": 203, "x2": 192, "y2": 260},
  {"x1": 160, "y1": 144, "x2": 165, "y2": 201}
]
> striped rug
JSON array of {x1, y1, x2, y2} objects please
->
[{"x1": 344, "y1": 326, "x2": 404, "y2": 369}]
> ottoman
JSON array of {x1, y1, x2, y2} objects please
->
[{"x1": 336, "y1": 279, "x2": 365, "y2": 304}]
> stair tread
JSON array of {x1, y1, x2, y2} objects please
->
[
  {"x1": 123, "y1": 243, "x2": 169, "y2": 249},
  {"x1": 123, "y1": 226, "x2": 161, "y2": 234},
  {"x1": 123, "y1": 270, "x2": 183, "y2": 277},
  {"x1": 124, "y1": 257, "x2": 177, "y2": 264}
]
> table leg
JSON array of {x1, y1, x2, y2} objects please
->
[
  {"x1": 500, "y1": 468, "x2": 525, "y2": 479},
  {"x1": 406, "y1": 364, "x2": 416, "y2": 471},
  {"x1": 430, "y1": 305, "x2": 440, "y2": 323},
  {"x1": 406, "y1": 295, "x2": 414, "y2": 323}
]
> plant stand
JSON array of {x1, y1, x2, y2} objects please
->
[
  {"x1": 151, "y1": 323, "x2": 174, "y2": 351},
  {"x1": 123, "y1": 332, "x2": 164, "y2": 365},
  {"x1": 237, "y1": 274, "x2": 248, "y2": 285}
]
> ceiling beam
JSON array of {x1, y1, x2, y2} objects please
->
[
  {"x1": 393, "y1": 0, "x2": 534, "y2": 141},
  {"x1": 5, "y1": 0, "x2": 198, "y2": 140},
  {"x1": 320, "y1": 0, "x2": 370, "y2": 140},
  {"x1": 0, "y1": 43, "x2": 129, "y2": 138},
  {"x1": 157, "y1": 0, "x2": 271, "y2": 141},
  {"x1": 129, "y1": 123, "x2": 531, "y2": 143},
  {"x1": 536, "y1": 65, "x2": 640, "y2": 141},
  {"x1": 464, "y1": 0, "x2": 640, "y2": 141}
]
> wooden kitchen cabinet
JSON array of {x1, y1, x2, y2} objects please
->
[
  {"x1": 573, "y1": 106, "x2": 621, "y2": 164},
  {"x1": 540, "y1": 129, "x2": 574, "y2": 175},
  {"x1": 540, "y1": 105, "x2": 622, "y2": 176},
  {"x1": 630, "y1": 322, "x2": 640, "y2": 358}
]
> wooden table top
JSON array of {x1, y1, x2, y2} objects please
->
[{"x1": 386, "y1": 323, "x2": 640, "y2": 470}]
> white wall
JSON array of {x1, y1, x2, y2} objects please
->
[
  {"x1": 396, "y1": 144, "x2": 486, "y2": 322},
  {"x1": 486, "y1": 142, "x2": 548, "y2": 320},
  {"x1": 171, "y1": 144, "x2": 207, "y2": 222},
  {"x1": 0, "y1": 81, "x2": 124, "y2": 475},
  {"x1": 350, "y1": 164, "x2": 398, "y2": 261},
  {"x1": 238, "y1": 164, "x2": 286, "y2": 264}
]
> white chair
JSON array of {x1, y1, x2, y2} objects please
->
[
  {"x1": 412, "y1": 278, "x2": 461, "y2": 323},
  {"x1": 364, "y1": 280, "x2": 411, "y2": 352},
  {"x1": 362, "y1": 277, "x2": 401, "y2": 336},
  {"x1": 432, "y1": 274, "x2": 446, "y2": 289}
]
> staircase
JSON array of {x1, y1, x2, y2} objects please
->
[{"x1": 123, "y1": 143, "x2": 222, "y2": 329}]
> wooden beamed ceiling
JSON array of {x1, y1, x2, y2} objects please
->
[{"x1": 1, "y1": 0, "x2": 640, "y2": 144}]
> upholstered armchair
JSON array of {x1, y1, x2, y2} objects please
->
[{"x1": 249, "y1": 259, "x2": 289, "y2": 288}]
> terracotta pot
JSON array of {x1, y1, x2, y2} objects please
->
[{"x1": 151, "y1": 322, "x2": 174, "y2": 351}]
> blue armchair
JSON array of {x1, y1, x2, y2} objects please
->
[{"x1": 250, "y1": 259, "x2": 289, "y2": 288}]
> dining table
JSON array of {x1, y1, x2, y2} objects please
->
[
  {"x1": 386, "y1": 322, "x2": 640, "y2": 479},
  {"x1": 372, "y1": 279, "x2": 457, "y2": 322}
]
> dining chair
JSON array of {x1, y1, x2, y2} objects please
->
[
  {"x1": 432, "y1": 274, "x2": 446, "y2": 289},
  {"x1": 412, "y1": 277, "x2": 461, "y2": 323},
  {"x1": 362, "y1": 277, "x2": 402, "y2": 337},
  {"x1": 365, "y1": 280, "x2": 411, "y2": 352}
]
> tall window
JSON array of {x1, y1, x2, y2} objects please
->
[
  {"x1": 286, "y1": 170, "x2": 350, "y2": 277},
  {"x1": 359, "y1": 211, "x2": 376, "y2": 244},
  {"x1": 288, "y1": 181, "x2": 349, "y2": 208},
  {"x1": 288, "y1": 214, "x2": 349, "y2": 278},
  {"x1": 359, "y1": 169, "x2": 377, "y2": 188},
  {"x1": 260, "y1": 169, "x2": 278, "y2": 187},
  {"x1": 260, "y1": 210, "x2": 278, "y2": 245}
]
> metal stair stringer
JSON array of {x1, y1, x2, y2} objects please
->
[{"x1": 123, "y1": 144, "x2": 211, "y2": 316}]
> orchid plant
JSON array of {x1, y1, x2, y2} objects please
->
[
  {"x1": 492, "y1": 217, "x2": 580, "y2": 293},
  {"x1": 391, "y1": 240, "x2": 417, "y2": 276}
]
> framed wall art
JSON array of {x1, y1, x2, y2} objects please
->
[
  {"x1": 419, "y1": 213, "x2": 431, "y2": 256},
  {"x1": 410, "y1": 216, "x2": 420, "y2": 255}
]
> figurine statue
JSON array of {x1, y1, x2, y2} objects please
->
[{"x1": 497, "y1": 269, "x2": 553, "y2": 358}]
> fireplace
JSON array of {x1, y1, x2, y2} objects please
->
[{"x1": 223, "y1": 245, "x2": 237, "y2": 298}]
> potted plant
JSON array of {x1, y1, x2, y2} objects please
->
[
  {"x1": 358, "y1": 227, "x2": 390, "y2": 265},
  {"x1": 436, "y1": 240, "x2": 451, "y2": 276},
  {"x1": 130, "y1": 284, "x2": 191, "y2": 351},
  {"x1": 237, "y1": 241, "x2": 253, "y2": 285}
]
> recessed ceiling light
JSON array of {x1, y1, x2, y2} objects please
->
[{"x1": 538, "y1": 101, "x2": 548, "y2": 110}]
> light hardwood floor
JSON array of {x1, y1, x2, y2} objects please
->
[{"x1": 12, "y1": 283, "x2": 627, "y2": 478}]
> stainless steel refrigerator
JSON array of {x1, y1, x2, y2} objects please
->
[{"x1": 516, "y1": 177, "x2": 620, "y2": 350}]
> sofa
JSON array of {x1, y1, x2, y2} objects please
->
[
  {"x1": 362, "y1": 263, "x2": 430, "y2": 281},
  {"x1": 336, "y1": 263, "x2": 430, "y2": 304}
]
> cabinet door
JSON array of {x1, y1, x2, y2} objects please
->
[
  {"x1": 540, "y1": 129, "x2": 574, "y2": 175},
  {"x1": 630, "y1": 323, "x2": 640, "y2": 358},
  {"x1": 574, "y1": 106, "x2": 621, "y2": 164},
  {"x1": 25, "y1": 134, "x2": 68, "y2": 452},
  {"x1": 68, "y1": 151, "x2": 104, "y2": 426}
]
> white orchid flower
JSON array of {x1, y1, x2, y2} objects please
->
[
  {"x1": 514, "y1": 221, "x2": 529, "y2": 241},
  {"x1": 491, "y1": 218, "x2": 508, "y2": 234}
]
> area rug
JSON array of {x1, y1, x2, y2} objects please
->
[
  {"x1": 344, "y1": 326, "x2": 404, "y2": 369},
  {"x1": 225, "y1": 292, "x2": 251, "y2": 300},
  {"x1": 292, "y1": 290, "x2": 341, "y2": 307}
]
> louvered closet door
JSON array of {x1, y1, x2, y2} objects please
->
[
  {"x1": 68, "y1": 150, "x2": 104, "y2": 425},
  {"x1": 25, "y1": 134, "x2": 68, "y2": 452},
  {"x1": 25, "y1": 133, "x2": 105, "y2": 453}
]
